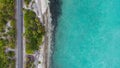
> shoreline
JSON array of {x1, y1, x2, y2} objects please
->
[{"x1": 43, "y1": 0, "x2": 62, "y2": 68}]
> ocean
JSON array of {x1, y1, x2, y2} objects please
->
[{"x1": 51, "y1": 0, "x2": 120, "y2": 68}]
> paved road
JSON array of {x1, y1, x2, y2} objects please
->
[{"x1": 16, "y1": 0, "x2": 24, "y2": 68}]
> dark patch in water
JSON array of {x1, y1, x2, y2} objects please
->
[{"x1": 49, "y1": 0, "x2": 62, "y2": 67}]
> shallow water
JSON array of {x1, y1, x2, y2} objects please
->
[{"x1": 52, "y1": 0, "x2": 120, "y2": 68}]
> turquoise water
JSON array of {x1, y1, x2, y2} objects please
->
[{"x1": 52, "y1": 0, "x2": 120, "y2": 68}]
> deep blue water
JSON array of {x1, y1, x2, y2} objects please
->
[{"x1": 52, "y1": 0, "x2": 120, "y2": 68}]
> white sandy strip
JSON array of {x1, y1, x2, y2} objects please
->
[
  {"x1": 40, "y1": 0, "x2": 48, "y2": 14},
  {"x1": 35, "y1": 0, "x2": 47, "y2": 15},
  {"x1": 36, "y1": 0, "x2": 48, "y2": 14}
]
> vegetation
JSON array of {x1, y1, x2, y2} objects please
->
[
  {"x1": 0, "y1": 0, "x2": 15, "y2": 24},
  {"x1": 24, "y1": 0, "x2": 32, "y2": 6},
  {"x1": 0, "y1": 0, "x2": 16, "y2": 68},
  {"x1": 26, "y1": 56, "x2": 35, "y2": 68},
  {"x1": 24, "y1": 9, "x2": 45, "y2": 54},
  {"x1": 7, "y1": 20, "x2": 16, "y2": 48},
  {"x1": 0, "y1": 39, "x2": 15, "y2": 68}
]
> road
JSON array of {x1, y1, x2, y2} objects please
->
[{"x1": 16, "y1": 0, "x2": 24, "y2": 68}]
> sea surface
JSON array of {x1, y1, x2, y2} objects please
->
[{"x1": 52, "y1": 0, "x2": 120, "y2": 68}]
